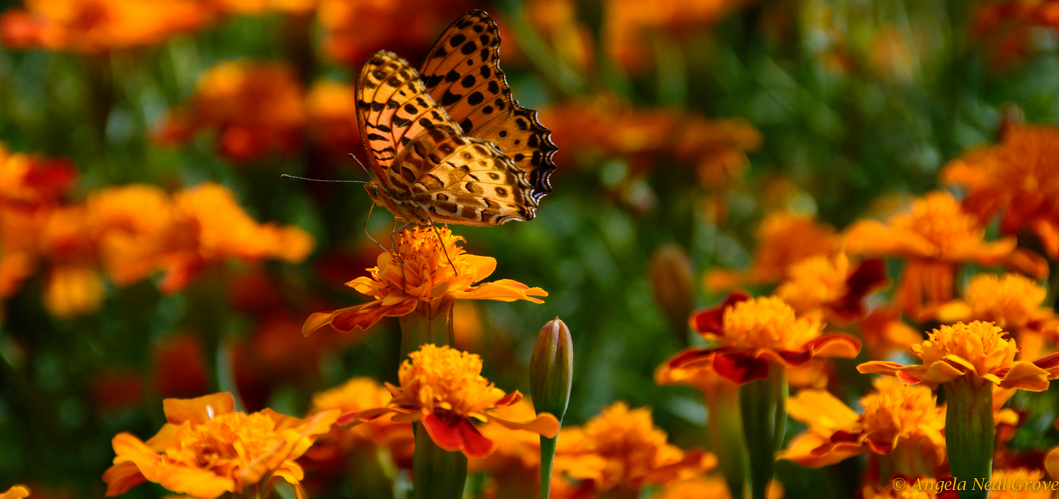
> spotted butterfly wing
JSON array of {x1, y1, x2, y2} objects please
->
[
  {"x1": 419, "y1": 10, "x2": 557, "y2": 204},
  {"x1": 355, "y1": 50, "x2": 538, "y2": 225}
]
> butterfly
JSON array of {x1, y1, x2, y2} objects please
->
[{"x1": 355, "y1": 10, "x2": 557, "y2": 227}]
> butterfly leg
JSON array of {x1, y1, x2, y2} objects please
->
[
  {"x1": 363, "y1": 202, "x2": 387, "y2": 253},
  {"x1": 429, "y1": 223, "x2": 458, "y2": 275},
  {"x1": 390, "y1": 219, "x2": 413, "y2": 294}
]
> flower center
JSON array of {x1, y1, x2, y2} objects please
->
[
  {"x1": 376, "y1": 227, "x2": 469, "y2": 296},
  {"x1": 965, "y1": 273, "x2": 1046, "y2": 329},
  {"x1": 398, "y1": 344, "x2": 504, "y2": 417},
  {"x1": 581, "y1": 402, "x2": 669, "y2": 457},
  {"x1": 776, "y1": 255, "x2": 848, "y2": 313},
  {"x1": 914, "y1": 321, "x2": 1017, "y2": 378},
  {"x1": 721, "y1": 296, "x2": 822, "y2": 351},
  {"x1": 176, "y1": 412, "x2": 283, "y2": 468},
  {"x1": 859, "y1": 377, "x2": 944, "y2": 439},
  {"x1": 891, "y1": 191, "x2": 982, "y2": 252}
]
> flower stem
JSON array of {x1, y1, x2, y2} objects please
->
[
  {"x1": 400, "y1": 299, "x2": 455, "y2": 359},
  {"x1": 413, "y1": 422, "x2": 468, "y2": 499},
  {"x1": 740, "y1": 366, "x2": 788, "y2": 499},
  {"x1": 706, "y1": 381, "x2": 749, "y2": 499},
  {"x1": 943, "y1": 379, "x2": 994, "y2": 499},
  {"x1": 539, "y1": 435, "x2": 558, "y2": 499}
]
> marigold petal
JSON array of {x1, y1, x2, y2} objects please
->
[
  {"x1": 1045, "y1": 446, "x2": 1059, "y2": 480},
  {"x1": 1033, "y1": 353, "x2": 1059, "y2": 377},
  {"x1": 102, "y1": 461, "x2": 147, "y2": 497},
  {"x1": 787, "y1": 390, "x2": 859, "y2": 431},
  {"x1": 806, "y1": 334, "x2": 863, "y2": 359},
  {"x1": 329, "y1": 298, "x2": 417, "y2": 333},
  {"x1": 495, "y1": 391, "x2": 522, "y2": 407},
  {"x1": 1004, "y1": 248, "x2": 1050, "y2": 279},
  {"x1": 452, "y1": 280, "x2": 548, "y2": 303},
  {"x1": 778, "y1": 432, "x2": 858, "y2": 467},
  {"x1": 487, "y1": 412, "x2": 560, "y2": 438},
  {"x1": 857, "y1": 361, "x2": 906, "y2": 376},
  {"x1": 690, "y1": 291, "x2": 751, "y2": 334},
  {"x1": 713, "y1": 352, "x2": 770, "y2": 384},
  {"x1": 844, "y1": 220, "x2": 937, "y2": 258},
  {"x1": 1031, "y1": 219, "x2": 1059, "y2": 260},
  {"x1": 919, "y1": 360, "x2": 967, "y2": 384},
  {"x1": 945, "y1": 237, "x2": 1016, "y2": 264},
  {"x1": 422, "y1": 412, "x2": 496, "y2": 458},
  {"x1": 997, "y1": 360, "x2": 1051, "y2": 391},
  {"x1": 1, "y1": 486, "x2": 30, "y2": 499},
  {"x1": 462, "y1": 255, "x2": 498, "y2": 281},
  {"x1": 163, "y1": 393, "x2": 235, "y2": 424},
  {"x1": 143, "y1": 423, "x2": 182, "y2": 451}
]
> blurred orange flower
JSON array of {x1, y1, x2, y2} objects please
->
[
  {"x1": 316, "y1": 0, "x2": 471, "y2": 66},
  {"x1": 860, "y1": 307, "x2": 924, "y2": 359},
  {"x1": 655, "y1": 476, "x2": 784, "y2": 499},
  {"x1": 860, "y1": 479, "x2": 936, "y2": 499},
  {"x1": 0, "y1": 486, "x2": 29, "y2": 499},
  {"x1": 662, "y1": 292, "x2": 861, "y2": 385},
  {"x1": 87, "y1": 184, "x2": 175, "y2": 286},
  {"x1": 201, "y1": 0, "x2": 316, "y2": 15},
  {"x1": 343, "y1": 344, "x2": 558, "y2": 458},
  {"x1": 0, "y1": 144, "x2": 75, "y2": 208},
  {"x1": 553, "y1": 401, "x2": 716, "y2": 494},
  {"x1": 306, "y1": 377, "x2": 414, "y2": 466},
  {"x1": 920, "y1": 273, "x2": 1059, "y2": 360},
  {"x1": 302, "y1": 226, "x2": 546, "y2": 336},
  {"x1": 156, "y1": 62, "x2": 306, "y2": 162},
  {"x1": 705, "y1": 212, "x2": 839, "y2": 291},
  {"x1": 0, "y1": 0, "x2": 210, "y2": 52},
  {"x1": 779, "y1": 378, "x2": 946, "y2": 475},
  {"x1": 102, "y1": 392, "x2": 338, "y2": 499},
  {"x1": 858, "y1": 321, "x2": 1059, "y2": 391},
  {"x1": 845, "y1": 191, "x2": 1041, "y2": 316},
  {"x1": 775, "y1": 253, "x2": 888, "y2": 324},
  {"x1": 603, "y1": 0, "x2": 756, "y2": 73},
  {"x1": 942, "y1": 124, "x2": 1059, "y2": 259},
  {"x1": 989, "y1": 468, "x2": 1056, "y2": 499}
]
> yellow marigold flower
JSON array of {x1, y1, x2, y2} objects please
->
[
  {"x1": 844, "y1": 190, "x2": 1041, "y2": 316},
  {"x1": 858, "y1": 321, "x2": 1059, "y2": 390},
  {"x1": 303, "y1": 226, "x2": 546, "y2": 335},
  {"x1": 654, "y1": 476, "x2": 785, "y2": 499},
  {"x1": 776, "y1": 253, "x2": 888, "y2": 323},
  {"x1": 0, "y1": 486, "x2": 29, "y2": 499},
  {"x1": 942, "y1": 124, "x2": 1059, "y2": 259},
  {"x1": 345, "y1": 345, "x2": 558, "y2": 459},
  {"x1": 922, "y1": 273, "x2": 1059, "y2": 360},
  {"x1": 102, "y1": 392, "x2": 338, "y2": 499},
  {"x1": 779, "y1": 378, "x2": 946, "y2": 473},
  {"x1": 860, "y1": 479, "x2": 937, "y2": 499},
  {"x1": 553, "y1": 402, "x2": 716, "y2": 494},
  {"x1": 306, "y1": 377, "x2": 414, "y2": 464},
  {"x1": 705, "y1": 212, "x2": 839, "y2": 291},
  {"x1": 990, "y1": 468, "x2": 1057, "y2": 499},
  {"x1": 0, "y1": 0, "x2": 210, "y2": 53},
  {"x1": 156, "y1": 62, "x2": 306, "y2": 162},
  {"x1": 661, "y1": 293, "x2": 860, "y2": 385}
]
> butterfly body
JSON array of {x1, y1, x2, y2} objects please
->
[{"x1": 355, "y1": 11, "x2": 556, "y2": 227}]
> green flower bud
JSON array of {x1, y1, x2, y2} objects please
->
[
  {"x1": 530, "y1": 317, "x2": 573, "y2": 422},
  {"x1": 648, "y1": 244, "x2": 694, "y2": 343}
]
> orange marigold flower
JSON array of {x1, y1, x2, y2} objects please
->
[
  {"x1": 201, "y1": 0, "x2": 316, "y2": 15},
  {"x1": 0, "y1": 486, "x2": 29, "y2": 499},
  {"x1": 921, "y1": 273, "x2": 1059, "y2": 360},
  {"x1": 0, "y1": 0, "x2": 210, "y2": 52},
  {"x1": 316, "y1": 0, "x2": 472, "y2": 66},
  {"x1": 159, "y1": 183, "x2": 313, "y2": 293},
  {"x1": 0, "y1": 144, "x2": 75, "y2": 208},
  {"x1": 156, "y1": 62, "x2": 306, "y2": 162},
  {"x1": 661, "y1": 292, "x2": 861, "y2": 385},
  {"x1": 302, "y1": 226, "x2": 546, "y2": 336},
  {"x1": 779, "y1": 378, "x2": 946, "y2": 473},
  {"x1": 467, "y1": 398, "x2": 543, "y2": 472},
  {"x1": 343, "y1": 344, "x2": 558, "y2": 458},
  {"x1": 989, "y1": 468, "x2": 1056, "y2": 499},
  {"x1": 553, "y1": 402, "x2": 716, "y2": 494},
  {"x1": 858, "y1": 321, "x2": 1059, "y2": 390},
  {"x1": 775, "y1": 253, "x2": 888, "y2": 324},
  {"x1": 306, "y1": 377, "x2": 414, "y2": 464},
  {"x1": 942, "y1": 124, "x2": 1059, "y2": 259},
  {"x1": 861, "y1": 307, "x2": 924, "y2": 359},
  {"x1": 87, "y1": 184, "x2": 175, "y2": 286},
  {"x1": 102, "y1": 392, "x2": 338, "y2": 499},
  {"x1": 844, "y1": 190, "x2": 1040, "y2": 316},
  {"x1": 705, "y1": 212, "x2": 839, "y2": 291}
]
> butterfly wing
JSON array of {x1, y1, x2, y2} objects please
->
[
  {"x1": 419, "y1": 10, "x2": 558, "y2": 204},
  {"x1": 394, "y1": 124, "x2": 538, "y2": 226},
  {"x1": 356, "y1": 50, "x2": 466, "y2": 190}
]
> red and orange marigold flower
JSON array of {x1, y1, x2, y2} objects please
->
[
  {"x1": 660, "y1": 292, "x2": 861, "y2": 385},
  {"x1": 858, "y1": 321, "x2": 1059, "y2": 390},
  {"x1": 302, "y1": 226, "x2": 546, "y2": 336},
  {"x1": 942, "y1": 124, "x2": 1059, "y2": 259},
  {"x1": 343, "y1": 344, "x2": 558, "y2": 458},
  {"x1": 844, "y1": 190, "x2": 1043, "y2": 316},
  {"x1": 102, "y1": 392, "x2": 338, "y2": 499},
  {"x1": 553, "y1": 401, "x2": 716, "y2": 494}
]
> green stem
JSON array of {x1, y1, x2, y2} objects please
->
[
  {"x1": 740, "y1": 366, "x2": 788, "y2": 499},
  {"x1": 413, "y1": 422, "x2": 468, "y2": 499},
  {"x1": 706, "y1": 382, "x2": 749, "y2": 499},
  {"x1": 400, "y1": 298, "x2": 455, "y2": 359},
  {"x1": 349, "y1": 446, "x2": 396, "y2": 499},
  {"x1": 943, "y1": 379, "x2": 994, "y2": 499},
  {"x1": 539, "y1": 435, "x2": 558, "y2": 499}
]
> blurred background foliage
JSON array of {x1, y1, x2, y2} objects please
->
[{"x1": 1, "y1": 0, "x2": 1059, "y2": 497}]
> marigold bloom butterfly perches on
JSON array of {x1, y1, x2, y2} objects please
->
[{"x1": 355, "y1": 9, "x2": 558, "y2": 228}]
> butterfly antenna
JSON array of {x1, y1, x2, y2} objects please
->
[
  {"x1": 429, "y1": 223, "x2": 458, "y2": 275},
  {"x1": 280, "y1": 174, "x2": 368, "y2": 184},
  {"x1": 348, "y1": 153, "x2": 375, "y2": 180}
]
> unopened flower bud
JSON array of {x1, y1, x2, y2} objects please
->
[
  {"x1": 648, "y1": 244, "x2": 694, "y2": 341},
  {"x1": 530, "y1": 318, "x2": 573, "y2": 422}
]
